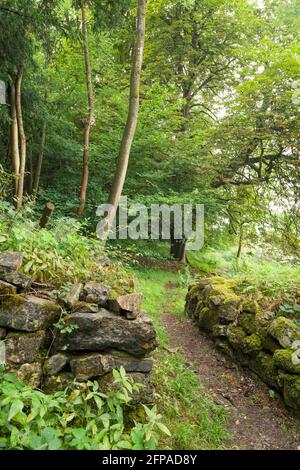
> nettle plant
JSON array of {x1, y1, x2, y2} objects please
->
[{"x1": 0, "y1": 366, "x2": 170, "y2": 450}]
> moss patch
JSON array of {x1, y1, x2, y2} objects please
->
[
  {"x1": 282, "y1": 374, "x2": 300, "y2": 410},
  {"x1": 273, "y1": 349, "x2": 300, "y2": 375},
  {"x1": 241, "y1": 334, "x2": 262, "y2": 356},
  {"x1": 268, "y1": 316, "x2": 300, "y2": 348}
]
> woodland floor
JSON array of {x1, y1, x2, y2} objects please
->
[{"x1": 161, "y1": 278, "x2": 300, "y2": 450}]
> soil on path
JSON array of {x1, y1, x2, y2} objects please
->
[{"x1": 162, "y1": 281, "x2": 300, "y2": 450}]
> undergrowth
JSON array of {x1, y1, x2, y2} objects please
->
[{"x1": 0, "y1": 366, "x2": 169, "y2": 450}]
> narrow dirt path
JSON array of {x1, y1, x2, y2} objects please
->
[{"x1": 162, "y1": 281, "x2": 300, "y2": 450}]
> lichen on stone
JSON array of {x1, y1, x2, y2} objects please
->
[
  {"x1": 273, "y1": 349, "x2": 300, "y2": 375},
  {"x1": 268, "y1": 316, "x2": 300, "y2": 348}
]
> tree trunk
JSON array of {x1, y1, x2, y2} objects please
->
[
  {"x1": 15, "y1": 65, "x2": 26, "y2": 209},
  {"x1": 77, "y1": 3, "x2": 95, "y2": 216},
  {"x1": 100, "y1": 0, "x2": 147, "y2": 239},
  {"x1": 10, "y1": 82, "x2": 20, "y2": 198},
  {"x1": 237, "y1": 227, "x2": 243, "y2": 259},
  {"x1": 170, "y1": 239, "x2": 186, "y2": 262},
  {"x1": 27, "y1": 140, "x2": 33, "y2": 195},
  {"x1": 40, "y1": 202, "x2": 55, "y2": 228},
  {"x1": 33, "y1": 119, "x2": 47, "y2": 196}
]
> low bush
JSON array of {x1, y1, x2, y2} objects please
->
[{"x1": 0, "y1": 366, "x2": 169, "y2": 450}]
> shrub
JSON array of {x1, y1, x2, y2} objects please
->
[{"x1": 0, "y1": 366, "x2": 169, "y2": 450}]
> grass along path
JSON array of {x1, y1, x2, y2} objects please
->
[
  {"x1": 133, "y1": 266, "x2": 230, "y2": 450},
  {"x1": 132, "y1": 264, "x2": 300, "y2": 450}
]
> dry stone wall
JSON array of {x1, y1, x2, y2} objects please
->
[
  {"x1": 185, "y1": 276, "x2": 300, "y2": 411},
  {"x1": 0, "y1": 251, "x2": 158, "y2": 397}
]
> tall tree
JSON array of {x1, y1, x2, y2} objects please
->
[
  {"x1": 77, "y1": 2, "x2": 95, "y2": 216},
  {"x1": 99, "y1": 0, "x2": 147, "y2": 239},
  {"x1": 15, "y1": 65, "x2": 26, "y2": 208},
  {"x1": 10, "y1": 83, "x2": 20, "y2": 198}
]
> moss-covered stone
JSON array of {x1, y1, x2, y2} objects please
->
[
  {"x1": 268, "y1": 316, "x2": 300, "y2": 348},
  {"x1": 227, "y1": 324, "x2": 247, "y2": 350},
  {"x1": 212, "y1": 324, "x2": 228, "y2": 337},
  {"x1": 241, "y1": 299, "x2": 260, "y2": 315},
  {"x1": 0, "y1": 295, "x2": 61, "y2": 332},
  {"x1": 241, "y1": 334, "x2": 262, "y2": 356},
  {"x1": 273, "y1": 349, "x2": 300, "y2": 375},
  {"x1": 43, "y1": 372, "x2": 75, "y2": 393},
  {"x1": 281, "y1": 374, "x2": 300, "y2": 410},
  {"x1": 260, "y1": 331, "x2": 281, "y2": 353},
  {"x1": 237, "y1": 312, "x2": 257, "y2": 334},
  {"x1": 17, "y1": 362, "x2": 42, "y2": 388},
  {"x1": 248, "y1": 352, "x2": 279, "y2": 389},
  {"x1": 0, "y1": 280, "x2": 17, "y2": 296},
  {"x1": 5, "y1": 330, "x2": 46, "y2": 364},
  {"x1": 215, "y1": 339, "x2": 235, "y2": 358},
  {"x1": 198, "y1": 306, "x2": 219, "y2": 332}
]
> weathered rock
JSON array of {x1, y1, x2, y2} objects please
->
[
  {"x1": 227, "y1": 325, "x2": 247, "y2": 350},
  {"x1": 212, "y1": 324, "x2": 228, "y2": 337},
  {"x1": 0, "y1": 280, "x2": 17, "y2": 296},
  {"x1": 0, "y1": 271, "x2": 31, "y2": 289},
  {"x1": 70, "y1": 353, "x2": 114, "y2": 381},
  {"x1": 0, "y1": 295, "x2": 61, "y2": 331},
  {"x1": 207, "y1": 277, "x2": 242, "y2": 321},
  {"x1": 83, "y1": 282, "x2": 111, "y2": 305},
  {"x1": 241, "y1": 334, "x2": 262, "y2": 356},
  {"x1": 98, "y1": 371, "x2": 153, "y2": 404},
  {"x1": 43, "y1": 372, "x2": 75, "y2": 393},
  {"x1": 94, "y1": 256, "x2": 111, "y2": 268},
  {"x1": 197, "y1": 306, "x2": 219, "y2": 332},
  {"x1": 259, "y1": 329, "x2": 281, "y2": 353},
  {"x1": 43, "y1": 353, "x2": 69, "y2": 376},
  {"x1": 109, "y1": 293, "x2": 142, "y2": 317},
  {"x1": 249, "y1": 352, "x2": 279, "y2": 389},
  {"x1": 215, "y1": 339, "x2": 235, "y2": 359},
  {"x1": 0, "y1": 251, "x2": 23, "y2": 273},
  {"x1": 237, "y1": 312, "x2": 257, "y2": 335},
  {"x1": 71, "y1": 301, "x2": 99, "y2": 313},
  {"x1": 55, "y1": 309, "x2": 158, "y2": 357},
  {"x1": 63, "y1": 283, "x2": 83, "y2": 309},
  {"x1": 241, "y1": 300, "x2": 260, "y2": 315},
  {"x1": 5, "y1": 330, "x2": 46, "y2": 364},
  {"x1": 281, "y1": 374, "x2": 300, "y2": 410},
  {"x1": 0, "y1": 327, "x2": 7, "y2": 339},
  {"x1": 268, "y1": 317, "x2": 300, "y2": 348},
  {"x1": 17, "y1": 362, "x2": 42, "y2": 388},
  {"x1": 108, "y1": 349, "x2": 153, "y2": 373},
  {"x1": 273, "y1": 349, "x2": 300, "y2": 375}
]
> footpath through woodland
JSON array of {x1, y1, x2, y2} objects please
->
[{"x1": 159, "y1": 275, "x2": 300, "y2": 450}]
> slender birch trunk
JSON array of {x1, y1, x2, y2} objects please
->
[
  {"x1": 77, "y1": 3, "x2": 95, "y2": 216},
  {"x1": 10, "y1": 83, "x2": 20, "y2": 198},
  {"x1": 33, "y1": 107, "x2": 47, "y2": 196},
  {"x1": 15, "y1": 65, "x2": 26, "y2": 209},
  {"x1": 237, "y1": 226, "x2": 244, "y2": 260},
  {"x1": 99, "y1": 0, "x2": 147, "y2": 240}
]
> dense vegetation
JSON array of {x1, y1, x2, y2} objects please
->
[{"x1": 0, "y1": 0, "x2": 299, "y2": 451}]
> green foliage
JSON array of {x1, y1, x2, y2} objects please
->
[
  {"x1": 154, "y1": 352, "x2": 229, "y2": 450},
  {"x1": 0, "y1": 202, "x2": 132, "y2": 291},
  {"x1": 0, "y1": 366, "x2": 169, "y2": 450},
  {"x1": 53, "y1": 319, "x2": 79, "y2": 335}
]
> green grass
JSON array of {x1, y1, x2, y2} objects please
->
[
  {"x1": 132, "y1": 265, "x2": 230, "y2": 450},
  {"x1": 188, "y1": 246, "x2": 300, "y2": 298}
]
